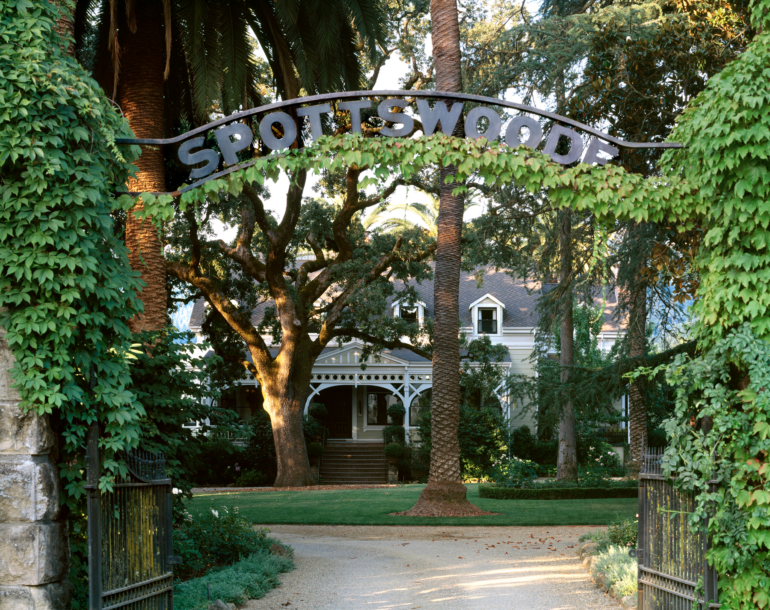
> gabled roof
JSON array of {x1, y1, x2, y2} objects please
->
[
  {"x1": 468, "y1": 294, "x2": 506, "y2": 309},
  {"x1": 189, "y1": 265, "x2": 623, "y2": 333}
]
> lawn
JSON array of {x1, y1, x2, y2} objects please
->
[{"x1": 189, "y1": 484, "x2": 637, "y2": 526}]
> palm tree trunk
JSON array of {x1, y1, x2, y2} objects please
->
[
  {"x1": 118, "y1": 0, "x2": 168, "y2": 332},
  {"x1": 557, "y1": 209, "x2": 578, "y2": 480},
  {"x1": 404, "y1": 0, "x2": 485, "y2": 516},
  {"x1": 627, "y1": 226, "x2": 648, "y2": 473}
]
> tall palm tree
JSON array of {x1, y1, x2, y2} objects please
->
[
  {"x1": 404, "y1": 0, "x2": 485, "y2": 516},
  {"x1": 74, "y1": 0, "x2": 384, "y2": 331},
  {"x1": 363, "y1": 194, "x2": 479, "y2": 237}
]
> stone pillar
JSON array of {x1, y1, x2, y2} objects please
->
[{"x1": 0, "y1": 327, "x2": 70, "y2": 609}]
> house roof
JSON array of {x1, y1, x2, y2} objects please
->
[{"x1": 189, "y1": 265, "x2": 623, "y2": 333}]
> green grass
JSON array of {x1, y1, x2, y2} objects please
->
[{"x1": 189, "y1": 484, "x2": 636, "y2": 526}]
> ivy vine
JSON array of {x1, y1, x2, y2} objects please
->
[{"x1": 0, "y1": 0, "x2": 145, "y2": 499}]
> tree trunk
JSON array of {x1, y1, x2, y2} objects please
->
[
  {"x1": 257, "y1": 350, "x2": 316, "y2": 487},
  {"x1": 557, "y1": 209, "x2": 578, "y2": 481},
  {"x1": 627, "y1": 224, "x2": 648, "y2": 473},
  {"x1": 117, "y1": 0, "x2": 168, "y2": 332},
  {"x1": 404, "y1": 0, "x2": 487, "y2": 516}
]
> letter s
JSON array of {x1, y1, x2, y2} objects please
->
[{"x1": 178, "y1": 137, "x2": 220, "y2": 180}]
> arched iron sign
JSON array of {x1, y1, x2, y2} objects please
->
[{"x1": 116, "y1": 89, "x2": 682, "y2": 194}]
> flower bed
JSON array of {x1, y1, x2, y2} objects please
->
[{"x1": 479, "y1": 484, "x2": 638, "y2": 500}]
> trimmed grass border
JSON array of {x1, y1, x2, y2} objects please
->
[
  {"x1": 189, "y1": 483, "x2": 637, "y2": 526},
  {"x1": 479, "y1": 485, "x2": 639, "y2": 500}
]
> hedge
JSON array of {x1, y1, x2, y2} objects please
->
[{"x1": 479, "y1": 484, "x2": 638, "y2": 500}]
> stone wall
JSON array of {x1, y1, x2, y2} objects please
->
[{"x1": 0, "y1": 327, "x2": 70, "y2": 609}]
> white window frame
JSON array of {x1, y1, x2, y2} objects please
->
[
  {"x1": 468, "y1": 294, "x2": 505, "y2": 336},
  {"x1": 393, "y1": 299, "x2": 426, "y2": 326}
]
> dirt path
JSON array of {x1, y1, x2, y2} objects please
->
[{"x1": 241, "y1": 525, "x2": 617, "y2": 610}]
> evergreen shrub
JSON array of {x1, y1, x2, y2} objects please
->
[
  {"x1": 174, "y1": 506, "x2": 273, "y2": 581},
  {"x1": 306, "y1": 442, "x2": 324, "y2": 458},
  {"x1": 234, "y1": 470, "x2": 271, "y2": 488},
  {"x1": 384, "y1": 442, "x2": 405, "y2": 459},
  {"x1": 479, "y1": 485, "x2": 638, "y2": 500}
]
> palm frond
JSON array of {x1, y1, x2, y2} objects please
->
[{"x1": 218, "y1": 0, "x2": 251, "y2": 115}]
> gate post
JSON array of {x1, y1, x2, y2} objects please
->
[{"x1": 0, "y1": 323, "x2": 71, "y2": 608}]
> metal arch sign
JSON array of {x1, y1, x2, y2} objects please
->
[{"x1": 115, "y1": 89, "x2": 682, "y2": 194}]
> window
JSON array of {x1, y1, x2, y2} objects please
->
[
  {"x1": 400, "y1": 308, "x2": 418, "y2": 324},
  {"x1": 410, "y1": 389, "x2": 431, "y2": 426},
  {"x1": 366, "y1": 387, "x2": 399, "y2": 426},
  {"x1": 478, "y1": 308, "x2": 497, "y2": 334}
]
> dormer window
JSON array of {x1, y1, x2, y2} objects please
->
[
  {"x1": 478, "y1": 308, "x2": 497, "y2": 334},
  {"x1": 400, "y1": 308, "x2": 418, "y2": 324},
  {"x1": 393, "y1": 299, "x2": 426, "y2": 325},
  {"x1": 469, "y1": 294, "x2": 505, "y2": 336}
]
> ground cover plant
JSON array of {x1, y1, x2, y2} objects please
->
[
  {"x1": 189, "y1": 484, "x2": 636, "y2": 526},
  {"x1": 172, "y1": 505, "x2": 294, "y2": 610},
  {"x1": 174, "y1": 550, "x2": 294, "y2": 610}
]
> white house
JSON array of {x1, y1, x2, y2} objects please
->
[{"x1": 188, "y1": 267, "x2": 626, "y2": 449}]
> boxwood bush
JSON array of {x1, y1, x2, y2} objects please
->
[{"x1": 479, "y1": 485, "x2": 638, "y2": 500}]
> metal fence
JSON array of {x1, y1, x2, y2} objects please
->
[
  {"x1": 88, "y1": 430, "x2": 176, "y2": 610},
  {"x1": 636, "y1": 447, "x2": 719, "y2": 610}
]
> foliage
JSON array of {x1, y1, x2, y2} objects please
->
[
  {"x1": 306, "y1": 442, "x2": 324, "y2": 458},
  {"x1": 580, "y1": 442, "x2": 626, "y2": 480},
  {"x1": 121, "y1": 330, "x2": 231, "y2": 498},
  {"x1": 415, "y1": 405, "x2": 511, "y2": 479},
  {"x1": 188, "y1": 437, "x2": 243, "y2": 486},
  {"x1": 173, "y1": 505, "x2": 274, "y2": 581},
  {"x1": 384, "y1": 442, "x2": 405, "y2": 459},
  {"x1": 656, "y1": 325, "x2": 770, "y2": 610},
  {"x1": 592, "y1": 545, "x2": 638, "y2": 598},
  {"x1": 173, "y1": 547, "x2": 294, "y2": 610},
  {"x1": 234, "y1": 470, "x2": 272, "y2": 488},
  {"x1": 387, "y1": 403, "x2": 406, "y2": 424},
  {"x1": 489, "y1": 455, "x2": 538, "y2": 489},
  {"x1": 510, "y1": 426, "x2": 559, "y2": 469},
  {"x1": 523, "y1": 478, "x2": 637, "y2": 490},
  {"x1": 479, "y1": 485, "x2": 637, "y2": 500},
  {"x1": 0, "y1": 0, "x2": 147, "y2": 498},
  {"x1": 607, "y1": 517, "x2": 639, "y2": 549},
  {"x1": 383, "y1": 424, "x2": 406, "y2": 445}
]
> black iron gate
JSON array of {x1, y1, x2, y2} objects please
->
[
  {"x1": 636, "y1": 448, "x2": 719, "y2": 610},
  {"x1": 87, "y1": 424, "x2": 175, "y2": 610}
]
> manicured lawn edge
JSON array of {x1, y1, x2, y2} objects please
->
[
  {"x1": 479, "y1": 484, "x2": 638, "y2": 500},
  {"x1": 174, "y1": 546, "x2": 294, "y2": 610}
]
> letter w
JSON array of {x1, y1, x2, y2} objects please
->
[{"x1": 416, "y1": 100, "x2": 464, "y2": 136}]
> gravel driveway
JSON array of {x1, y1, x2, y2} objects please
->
[{"x1": 241, "y1": 525, "x2": 617, "y2": 610}]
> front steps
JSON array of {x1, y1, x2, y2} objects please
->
[{"x1": 319, "y1": 441, "x2": 388, "y2": 485}]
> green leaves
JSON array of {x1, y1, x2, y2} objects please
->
[{"x1": 0, "y1": 0, "x2": 144, "y2": 502}]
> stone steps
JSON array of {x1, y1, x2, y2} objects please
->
[{"x1": 320, "y1": 442, "x2": 389, "y2": 484}]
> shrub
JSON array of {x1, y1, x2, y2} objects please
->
[
  {"x1": 190, "y1": 438, "x2": 243, "y2": 486},
  {"x1": 608, "y1": 517, "x2": 638, "y2": 548},
  {"x1": 307, "y1": 402, "x2": 328, "y2": 419},
  {"x1": 489, "y1": 455, "x2": 538, "y2": 488},
  {"x1": 234, "y1": 470, "x2": 271, "y2": 488},
  {"x1": 592, "y1": 545, "x2": 638, "y2": 598},
  {"x1": 173, "y1": 548, "x2": 294, "y2": 609},
  {"x1": 384, "y1": 443, "x2": 405, "y2": 459},
  {"x1": 511, "y1": 426, "x2": 558, "y2": 467},
  {"x1": 174, "y1": 506, "x2": 273, "y2": 580},
  {"x1": 417, "y1": 406, "x2": 510, "y2": 478},
  {"x1": 387, "y1": 403, "x2": 406, "y2": 424},
  {"x1": 306, "y1": 442, "x2": 324, "y2": 458},
  {"x1": 479, "y1": 485, "x2": 638, "y2": 500},
  {"x1": 383, "y1": 424, "x2": 406, "y2": 445}
]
